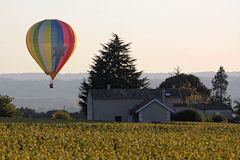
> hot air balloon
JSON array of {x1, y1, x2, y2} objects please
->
[{"x1": 26, "y1": 19, "x2": 77, "y2": 88}]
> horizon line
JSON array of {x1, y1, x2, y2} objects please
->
[{"x1": 2, "y1": 71, "x2": 240, "y2": 74}]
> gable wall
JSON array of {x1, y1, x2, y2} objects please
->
[{"x1": 140, "y1": 102, "x2": 170, "y2": 122}]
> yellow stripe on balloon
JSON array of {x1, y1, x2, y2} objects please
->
[
  {"x1": 44, "y1": 20, "x2": 52, "y2": 72},
  {"x1": 72, "y1": 28, "x2": 77, "y2": 54}
]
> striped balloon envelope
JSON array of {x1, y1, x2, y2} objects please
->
[{"x1": 26, "y1": 19, "x2": 77, "y2": 81}]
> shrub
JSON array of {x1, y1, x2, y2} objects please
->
[
  {"x1": 207, "y1": 114, "x2": 228, "y2": 123},
  {"x1": 173, "y1": 108, "x2": 205, "y2": 122},
  {"x1": 51, "y1": 110, "x2": 72, "y2": 120}
]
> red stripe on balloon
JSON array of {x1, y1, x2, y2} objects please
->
[{"x1": 55, "y1": 20, "x2": 76, "y2": 73}]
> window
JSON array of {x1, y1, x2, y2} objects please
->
[
  {"x1": 115, "y1": 116, "x2": 122, "y2": 122},
  {"x1": 165, "y1": 93, "x2": 171, "y2": 97}
]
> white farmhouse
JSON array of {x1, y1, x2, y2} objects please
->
[{"x1": 87, "y1": 88, "x2": 181, "y2": 122}]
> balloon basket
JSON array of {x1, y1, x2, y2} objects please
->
[{"x1": 49, "y1": 82, "x2": 53, "y2": 88}]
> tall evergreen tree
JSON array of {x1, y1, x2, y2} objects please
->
[
  {"x1": 211, "y1": 66, "x2": 231, "y2": 105},
  {"x1": 78, "y1": 79, "x2": 90, "y2": 114},
  {"x1": 78, "y1": 34, "x2": 148, "y2": 115}
]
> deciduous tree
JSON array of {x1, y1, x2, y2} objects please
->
[
  {"x1": 0, "y1": 95, "x2": 21, "y2": 117},
  {"x1": 159, "y1": 73, "x2": 210, "y2": 103}
]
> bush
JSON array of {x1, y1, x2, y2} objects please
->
[
  {"x1": 207, "y1": 114, "x2": 228, "y2": 123},
  {"x1": 51, "y1": 110, "x2": 72, "y2": 120},
  {"x1": 173, "y1": 108, "x2": 205, "y2": 122}
]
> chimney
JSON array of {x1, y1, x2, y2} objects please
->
[{"x1": 107, "y1": 84, "x2": 111, "y2": 90}]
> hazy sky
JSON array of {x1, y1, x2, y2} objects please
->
[{"x1": 0, "y1": 0, "x2": 240, "y2": 74}]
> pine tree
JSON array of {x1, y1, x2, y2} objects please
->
[
  {"x1": 78, "y1": 34, "x2": 148, "y2": 115},
  {"x1": 78, "y1": 79, "x2": 90, "y2": 114},
  {"x1": 211, "y1": 66, "x2": 231, "y2": 105}
]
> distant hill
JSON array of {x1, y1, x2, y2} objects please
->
[
  {"x1": 1, "y1": 72, "x2": 240, "y2": 112},
  {"x1": 0, "y1": 73, "x2": 88, "y2": 81}
]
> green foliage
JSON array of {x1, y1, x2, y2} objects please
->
[
  {"x1": 0, "y1": 121, "x2": 240, "y2": 159},
  {"x1": 18, "y1": 107, "x2": 36, "y2": 118},
  {"x1": 233, "y1": 100, "x2": 240, "y2": 119},
  {"x1": 159, "y1": 73, "x2": 210, "y2": 102},
  {"x1": 173, "y1": 108, "x2": 205, "y2": 122},
  {"x1": 211, "y1": 66, "x2": 231, "y2": 105},
  {"x1": 51, "y1": 110, "x2": 72, "y2": 120},
  {"x1": 207, "y1": 114, "x2": 228, "y2": 123},
  {"x1": 78, "y1": 79, "x2": 90, "y2": 115},
  {"x1": 0, "y1": 95, "x2": 21, "y2": 117},
  {"x1": 185, "y1": 94, "x2": 210, "y2": 104},
  {"x1": 79, "y1": 34, "x2": 149, "y2": 115}
]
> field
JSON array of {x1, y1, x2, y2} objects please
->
[{"x1": 0, "y1": 118, "x2": 240, "y2": 159}]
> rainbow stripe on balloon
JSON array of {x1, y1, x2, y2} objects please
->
[{"x1": 26, "y1": 19, "x2": 77, "y2": 80}]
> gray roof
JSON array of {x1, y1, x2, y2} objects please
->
[
  {"x1": 89, "y1": 88, "x2": 181, "y2": 100},
  {"x1": 173, "y1": 103, "x2": 232, "y2": 110}
]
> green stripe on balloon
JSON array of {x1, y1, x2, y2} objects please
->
[
  {"x1": 33, "y1": 21, "x2": 47, "y2": 72},
  {"x1": 28, "y1": 22, "x2": 46, "y2": 71}
]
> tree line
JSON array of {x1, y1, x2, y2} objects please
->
[{"x1": 0, "y1": 95, "x2": 84, "y2": 119}]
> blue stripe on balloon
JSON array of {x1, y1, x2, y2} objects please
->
[
  {"x1": 54, "y1": 21, "x2": 64, "y2": 71},
  {"x1": 51, "y1": 20, "x2": 58, "y2": 72}
]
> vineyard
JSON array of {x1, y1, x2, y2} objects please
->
[{"x1": 0, "y1": 118, "x2": 240, "y2": 159}]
